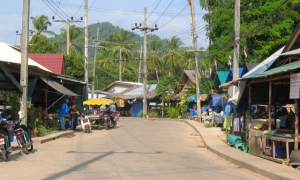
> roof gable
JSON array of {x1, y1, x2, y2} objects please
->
[{"x1": 28, "y1": 54, "x2": 65, "y2": 75}]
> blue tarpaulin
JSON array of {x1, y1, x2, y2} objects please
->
[{"x1": 187, "y1": 94, "x2": 208, "y2": 102}]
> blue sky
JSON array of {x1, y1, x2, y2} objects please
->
[{"x1": 0, "y1": 0, "x2": 208, "y2": 48}]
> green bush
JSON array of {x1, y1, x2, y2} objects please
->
[
  {"x1": 138, "y1": 111, "x2": 144, "y2": 117},
  {"x1": 204, "y1": 123, "x2": 213, "y2": 128},
  {"x1": 37, "y1": 125, "x2": 47, "y2": 137},
  {"x1": 148, "y1": 111, "x2": 159, "y2": 118},
  {"x1": 166, "y1": 107, "x2": 180, "y2": 119}
]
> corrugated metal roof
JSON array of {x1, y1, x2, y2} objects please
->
[
  {"x1": 124, "y1": 84, "x2": 157, "y2": 96},
  {"x1": 245, "y1": 63, "x2": 259, "y2": 71},
  {"x1": 249, "y1": 60, "x2": 300, "y2": 79},
  {"x1": 280, "y1": 48, "x2": 300, "y2": 56},
  {"x1": 243, "y1": 46, "x2": 285, "y2": 78},
  {"x1": 216, "y1": 71, "x2": 229, "y2": 84},
  {"x1": 29, "y1": 54, "x2": 65, "y2": 75},
  {"x1": 225, "y1": 67, "x2": 244, "y2": 82}
]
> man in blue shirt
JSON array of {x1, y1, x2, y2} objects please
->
[{"x1": 58, "y1": 100, "x2": 69, "y2": 130}]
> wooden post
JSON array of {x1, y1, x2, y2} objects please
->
[
  {"x1": 268, "y1": 81, "x2": 272, "y2": 130},
  {"x1": 294, "y1": 99, "x2": 299, "y2": 150},
  {"x1": 248, "y1": 84, "x2": 252, "y2": 130}
]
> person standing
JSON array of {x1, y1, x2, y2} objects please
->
[
  {"x1": 58, "y1": 100, "x2": 69, "y2": 130},
  {"x1": 109, "y1": 103, "x2": 116, "y2": 113},
  {"x1": 69, "y1": 103, "x2": 79, "y2": 131}
]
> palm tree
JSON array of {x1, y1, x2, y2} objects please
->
[
  {"x1": 181, "y1": 47, "x2": 195, "y2": 70},
  {"x1": 59, "y1": 25, "x2": 84, "y2": 55},
  {"x1": 98, "y1": 49, "x2": 115, "y2": 69},
  {"x1": 163, "y1": 36, "x2": 184, "y2": 76},
  {"x1": 106, "y1": 30, "x2": 136, "y2": 81},
  {"x1": 148, "y1": 37, "x2": 163, "y2": 81},
  {"x1": 30, "y1": 15, "x2": 55, "y2": 36}
]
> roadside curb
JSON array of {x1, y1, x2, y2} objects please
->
[
  {"x1": 11, "y1": 130, "x2": 74, "y2": 151},
  {"x1": 185, "y1": 120, "x2": 299, "y2": 180}
]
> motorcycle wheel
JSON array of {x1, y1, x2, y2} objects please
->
[
  {"x1": 18, "y1": 136, "x2": 29, "y2": 154},
  {"x1": 110, "y1": 121, "x2": 116, "y2": 128},
  {"x1": 26, "y1": 144, "x2": 33, "y2": 152},
  {"x1": 105, "y1": 119, "x2": 109, "y2": 130},
  {"x1": 2, "y1": 148, "x2": 8, "y2": 162}
]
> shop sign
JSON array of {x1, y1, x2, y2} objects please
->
[{"x1": 290, "y1": 73, "x2": 300, "y2": 99}]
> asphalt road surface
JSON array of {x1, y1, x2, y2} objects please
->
[{"x1": 1, "y1": 119, "x2": 268, "y2": 180}]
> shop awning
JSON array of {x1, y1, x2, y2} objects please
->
[
  {"x1": 40, "y1": 77, "x2": 78, "y2": 96},
  {"x1": 280, "y1": 48, "x2": 300, "y2": 56},
  {"x1": 247, "y1": 60, "x2": 300, "y2": 79},
  {"x1": 0, "y1": 62, "x2": 22, "y2": 92}
]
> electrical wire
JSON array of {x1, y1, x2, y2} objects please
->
[
  {"x1": 193, "y1": 0, "x2": 293, "y2": 59},
  {"x1": 73, "y1": 0, "x2": 83, "y2": 17},
  {"x1": 50, "y1": 1, "x2": 204, "y2": 16},
  {"x1": 143, "y1": 0, "x2": 161, "y2": 26},
  {"x1": 158, "y1": 4, "x2": 188, "y2": 29},
  {"x1": 150, "y1": 0, "x2": 173, "y2": 27}
]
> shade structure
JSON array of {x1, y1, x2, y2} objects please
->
[{"x1": 83, "y1": 98, "x2": 114, "y2": 106}]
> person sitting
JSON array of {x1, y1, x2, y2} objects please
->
[{"x1": 109, "y1": 103, "x2": 116, "y2": 113}]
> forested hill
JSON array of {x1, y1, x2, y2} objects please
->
[{"x1": 88, "y1": 21, "x2": 172, "y2": 50}]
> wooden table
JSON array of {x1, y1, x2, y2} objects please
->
[{"x1": 261, "y1": 134, "x2": 294, "y2": 164}]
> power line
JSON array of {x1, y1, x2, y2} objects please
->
[
  {"x1": 150, "y1": 0, "x2": 173, "y2": 27},
  {"x1": 50, "y1": 1, "x2": 205, "y2": 16},
  {"x1": 73, "y1": 0, "x2": 83, "y2": 17},
  {"x1": 193, "y1": 0, "x2": 294, "y2": 59},
  {"x1": 158, "y1": 4, "x2": 188, "y2": 29}
]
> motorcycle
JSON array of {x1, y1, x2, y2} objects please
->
[
  {"x1": 0, "y1": 123, "x2": 10, "y2": 162},
  {"x1": 99, "y1": 111, "x2": 119, "y2": 130},
  {"x1": 79, "y1": 113, "x2": 92, "y2": 133},
  {"x1": 14, "y1": 111, "x2": 33, "y2": 154}
]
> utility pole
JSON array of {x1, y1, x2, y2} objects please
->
[
  {"x1": 138, "y1": 46, "x2": 143, "y2": 83},
  {"x1": 20, "y1": 0, "x2": 29, "y2": 126},
  {"x1": 119, "y1": 48, "x2": 122, "y2": 81},
  {"x1": 132, "y1": 8, "x2": 158, "y2": 116},
  {"x1": 233, "y1": 0, "x2": 240, "y2": 80},
  {"x1": 16, "y1": 30, "x2": 33, "y2": 46},
  {"x1": 188, "y1": 0, "x2": 201, "y2": 119},
  {"x1": 135, "y1": 46, "x2": 143, "y2": 83},
  {"x1": 84, "y1": 0, "x2": 89, "y2": 100},
  {"x1": 52, "y1": 16, "x2": 83, "y2": 55},
  {"x1": 91, "y1": 27, "x2": 99, "y2": 99}
]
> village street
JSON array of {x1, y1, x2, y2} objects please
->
[{"x1": 1, "y1": 119, "x2": 267, "y2": 180}]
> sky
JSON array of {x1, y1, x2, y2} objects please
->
[{"x1": 0, "y1": 0, "x2": 208, "y2": 48}]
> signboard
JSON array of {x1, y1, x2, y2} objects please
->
[{"x1": 290, "y1": 73, "x2": 300, "y2": 99}]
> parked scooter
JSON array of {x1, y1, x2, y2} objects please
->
[
  {"x1": 79, "y1": 113, "x2": 92, "y2": 133},
  {"x1": 14, "y1": 111, "x2": 33, "y2": 154},
  {"x1": 99, "y1": 111, "x2": 119, "y2": 130}
]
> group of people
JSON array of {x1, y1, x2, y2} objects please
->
[
  {"x1": 58, "y1": 100, "x2": 79, "y2": 131},
  {"x1": 99, "y1": 103, "x2": 116, "y2": 114},
  {"x1": 59, "y1": 99, "x2": 117, "y2": 131}
]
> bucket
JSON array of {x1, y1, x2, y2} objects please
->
[
  {"x1": 276, "y1": 119, "x2": 281, "y2": 129},
  {"x1": 270, "y1": 119, "x2": 281, "y2": 129}
]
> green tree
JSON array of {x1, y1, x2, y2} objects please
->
[
  {"x1": 203, "y1": 0, "x2": 300, "y2": 65},
  {"x1": 156, "y1": 75, "x2": 180, "y2": 108},
  {"x1": 59, "y1": 25, "x2": 84, "y2": 54},
  {"x1": 163, "y1": 36, "x2": 184, "y2": 76},
  {"x1": 29, "y1": 35, "x2": 59, "y2": 53},
  {"x1": 148, "y1": 36, "x2": 163, "y2": 81},
  {"x1": 64, "y1": 53, "x2": 84, "y2": 80},
  {"x1": 106, "y1": 30, "x2": 137, "y2": 81},
  {"x1": 30, "y1": 14, "x2": 55, "y2": 36}
]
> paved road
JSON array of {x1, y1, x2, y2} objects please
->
[{"x1": 1, "y1": 120, "x2": 268, "y2": 180}]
